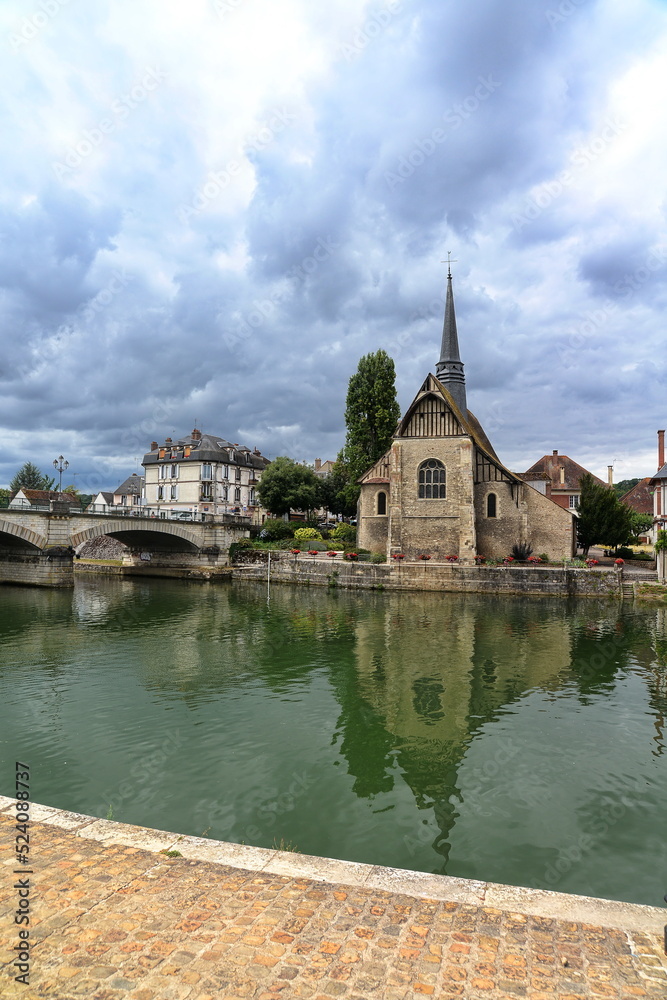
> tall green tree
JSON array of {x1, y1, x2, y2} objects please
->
[
  {"x1": 343, "y1": 349, "x2": 401, "y2": 481},
  {"x1": 319, "y1": 452, "x2": 359, "y2": 518},
  {"x1": 9, "y1": 462, "x2": 56, "y2": 492},
  {"x1": 256, "y1": 457, "x2": 322, "y2": 517},
  {"x1": 577, "y1": 473, "x2": 633, "y2": 555}
]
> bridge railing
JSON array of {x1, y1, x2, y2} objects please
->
[{"x1": 2, "y1": 502, "x2": 251, "y2": 525}]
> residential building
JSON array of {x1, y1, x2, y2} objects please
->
[
  {"x1": 142, "y1": 429, "x2": 270, "y2": 519},
  {"x1": 521, "y1": 451, "x2": 606, "y2": 510},
  {"x1": 313, "y1": 459, "x2": 336, "y2": 478},
  {"x1": 113, "y1": 473, "x2": 144, "y2": 508},
  {"x1": 87, "y1": 474, "x2": 145, "y2": 513},
  {"x1": 9, "y1": 489, "x2": 79, "y2": 508},
  {"x1": 357, "y1": 271, "x2": 576, "y2": 561}
]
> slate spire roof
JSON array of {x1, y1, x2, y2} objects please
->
[{"x1": 435, "y1": 270, "x2": 467, "y2": 415}]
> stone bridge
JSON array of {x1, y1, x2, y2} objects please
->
[{"x1": 0, "y1": 508, "x2": 250, "y2": 587}]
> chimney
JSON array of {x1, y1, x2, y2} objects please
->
[
  {"x1": 553, "y1": 449, "x2": 558, "y2": 456},
  {"x1": 607, "y1": 465, "x2": 614, "y2": 487},
  {"x1": 659, "y1": 429, "x2": 665, "y2": 469},
  {"x1": 560, "y1": 466, "x2": 565, "y2": 485},
  {"x1": 165, "y1": 437, "x2": 172, "y2": 444},
  {"x1": 150, "y1": 441, "x2": 158, "y2": 451},
  {"x1": 191, "y1": 428, "x2": 201, "y2": 441},
  {"x1": 315, "y1": 458, "x2": 321, "y2": 471}
]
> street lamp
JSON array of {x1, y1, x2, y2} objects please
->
[{"x1": 53, "y1": 455, "x2": 69, "y2": 494}]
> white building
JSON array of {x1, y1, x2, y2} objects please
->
[{"x1": 142, "y1": 429, "x2": 270, "y2": 519}]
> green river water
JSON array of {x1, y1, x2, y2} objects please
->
[{"x1": 1, "y1": 576, "x2": 666, "y2": 907}]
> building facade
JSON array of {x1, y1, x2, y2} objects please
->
[
  {"x1": 142, "y1": 429, "x2": 269, "y2": 519},
  {"x1": 357, "y1": 273, "x2": 576, "y2": 562}
]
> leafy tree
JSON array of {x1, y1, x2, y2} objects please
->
[
  {"x1": 343, "y1": 349, "x2": 401, "y2": 481},
  {"x1": 0, "y1": 488, "x2": 10, "y2": 507},
  {"x1": 319, "y1": 452, "x2": 359, "y2": 518},
  {"x1": 257, "y1": 457, "x2": 322, "y2": 517},
  {"x1": 577, "y1": 473, "x2": 633, "y2": 555},
  {"x1": 628, "y1": 511, "x2": 654, "y2": 540},
  {"x1": 9, "y1": 462, "x2": 56, "y2": 492}
]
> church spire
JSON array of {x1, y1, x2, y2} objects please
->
[{"x1": 435, "y1": 262, "x2": 467, "y2": 414}]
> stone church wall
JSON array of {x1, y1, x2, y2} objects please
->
[
  {"x1": 387, "y1": 437, "x2": 476, "y2": 559},
  {"x1": 521, "y1": 483, "x2": 575, "y2": 560},
  {"x1": 474, "y1": 480, "x2": 575, "y2": 561},
  {"x1": 357, "y1": 484, "x2": 389, "y2": 553},
  {"x1": 474, "y1": 480, "x2": 525, "y2": 559}
]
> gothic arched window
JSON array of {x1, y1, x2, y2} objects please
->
[
  {"x1": 418, "y1": 459, "x2": 446, "y2": 499},
  {"x1": 377, "y1": 491, "x2": 387, "y2": 515},
  {"x1": 487, "y1": 493, "x2": 497, "y2": 518}
]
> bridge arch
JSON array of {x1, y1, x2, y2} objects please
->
[
  {"x1": 70, "y1": 519, "x2": 202, "y2": 552},
  {"x1": 0, "y1": 518, "x2": 48, "y2": 551}
]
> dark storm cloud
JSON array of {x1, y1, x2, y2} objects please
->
[{"x1": 0, "y1": 0, "x2": 666, "y2": 488}]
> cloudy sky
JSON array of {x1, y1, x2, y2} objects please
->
[{"x1": 1, "y1": 0, "x2": 666, "y2": 493}]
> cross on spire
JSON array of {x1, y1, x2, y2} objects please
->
[{"x1": 440, "y1": 251, "x2": 458, "y2": 279}]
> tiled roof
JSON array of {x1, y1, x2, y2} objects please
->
[
  {"x1": 523, "y1": 453, "x2": 606, "y2": 491},
  {"x1": 653, "y1": 463, "x2": 667, "y2": 480},
  {"x1": 10, "y1": 489, "x2": 78, "y2": 504},
  {"x1": 114, "y1": 474, "x2": 144, "y2": 495},
  {"x1": 619, "y1": 478, "x2": 654, "y2": 515},
  {"x1": 143, "y1": 431, "x2": 269, "y2": 471}
]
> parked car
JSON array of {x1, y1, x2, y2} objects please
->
[{"x1": 169, "y1": 511, "x2": 194, "y2": 521}]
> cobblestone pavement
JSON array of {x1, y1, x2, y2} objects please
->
[{"x1": 1, "y1": 812, "x2": 666, "y2": 1000}]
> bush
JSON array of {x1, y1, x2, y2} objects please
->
[
  {"x1": 615, "y1": 546, "x2": 634, "y2": 560},
  {"x1": 538, "y1": 553, "x2": 549, "y2": 563},
  {"x1": 259, "y1": 519, "x2": 295, "y2": 541},
  {"x1": 371, "y1": 553, "x2": 386, "y2": 563},
  {"x1": 331, "y1": 522, "x2": 357, "y2": 542},
  {"x1": 293, "y1": 526, "x2": 323, "y2": 541},
  {"x1": 511, "y1": 541, "x2": 533, "y2": 561}
]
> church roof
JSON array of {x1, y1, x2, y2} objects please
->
[{"x1": 358, "y1": 373, "x2": 518, "y2": 485}]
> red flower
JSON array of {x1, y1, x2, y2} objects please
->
[
  {"x1": 346, "y1": 552, "x2": 358, "y2": 560},
  {"x1": 327, "y1": 551, "x2": 338, "y2": 557},
  {"x1": 418, "y1": 554, "x2": 431, "y2": 560},
  {"x1": 446, "y1": 555, "x2": 458, "y2": 562},
  {"x1": 474, "y1": 555, "x2": 485, "y2": 564},
  {"x1": 307, "y1": 550, "x2": 318, "y2": 555},
  {"x1": 392, "y1": 553, "x2": 405, "y2": 560},
  {"x1": 614, "y1": 558, "x2": 624, "y2": 565},
  {"x1": 290, "y1": 548, "x2": 301, "y2": 554}
]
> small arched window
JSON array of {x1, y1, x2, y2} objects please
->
[
  {"x1": 418, "y1": 459, "x2": 446, "y2": 499},
  {"x1": 377, "y1": 491, "x2": 387, "y2": 515},
  {"x1": 487, "y1": 493, "x2": 497, "y2": 518}
]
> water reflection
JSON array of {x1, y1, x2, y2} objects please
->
[{"x1": 0, "y1": 578, "x2": 665, "y2": 905}]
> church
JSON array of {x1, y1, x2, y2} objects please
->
[{"x1": 357, "y1": 270, "x2": 576, "y2": 562}]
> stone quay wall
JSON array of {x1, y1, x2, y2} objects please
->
[
  {"x1": 233, "y1": 551, "x2": 622, "y2": 598},
  {"x1": 0, "y1": 550, "x2": 74, "y2": 587}
]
